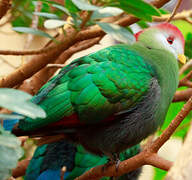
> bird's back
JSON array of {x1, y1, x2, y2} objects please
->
[{"x1": 16, "y1": 44, "x2": 155, "y2": 133}]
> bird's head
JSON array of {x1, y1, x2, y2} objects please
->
[{"x1": 135, "y1": 23, "x2": 186, "y2": 64}]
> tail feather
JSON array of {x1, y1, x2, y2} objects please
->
[{"x1": 3, "y1": 119, "x2": 19, "y2": 131}]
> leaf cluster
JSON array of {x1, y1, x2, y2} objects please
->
[
  {"x1": 10, "y1": 0, "x2": 162, "y2": 44},
  {"x1": 0, "y1": 125, "x2": 23, "y2": 180}
]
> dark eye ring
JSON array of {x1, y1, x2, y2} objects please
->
[{"x1": 167, "y1": 37, "x2": 174, "y2": 44}]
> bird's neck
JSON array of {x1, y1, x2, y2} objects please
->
[{"x1": 131, "y1": 42, "x2": 179, "y2": 123}]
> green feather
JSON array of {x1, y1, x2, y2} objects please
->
[{"x1": 19, "y1": 42, "x2": 177, "y2": 131}]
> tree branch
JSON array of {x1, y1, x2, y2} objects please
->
[
  {"x1": 0, "y1": 0, "x2": 11, "y2": 20},
  {"x1": 145, "y1": 153, "x2": 173, "y2": 171},
  {"x1": 12, "y1": 159, "x2": 30, "y2": 178},
  {"x1": 153, "y1": 10, "x2": 192, "y2": 22},
  {"x1": 167, "y1": 0, "x2": 183, "y2": 22},
  {"x1": 173, "y1": 89, "x2": 192, "y2": 102},
  {"x1": 0, "y1": 27, "x2": 78, "y2": 88},
  {"x1": 0, "y1": 9, "x2": 190, "y2": 56},
  {"x1": 179, "y1": 71, "x2": 192, "y2": 88},
  {"x1": 19, "y1": 37, "x2": 102, "y2": 95},
  {"x1": 179, "y1": 59, "x2": 192, "y2": 75},
  {"x1": 150, "y1": 97, "x2": 192, "y2": 152}
]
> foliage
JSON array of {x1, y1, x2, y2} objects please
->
[
  {"x1": 0, "y1": 125, "x2": 23, "y2": 180},
  {"x1": 97, "y1": 22, "x2": 135, "y2": 44},
  {"x1": 0, "y1": 88, "x2": 46, "y2": 119},
  {"x1": 109, "y1": 0, "x2": 160, "y2": 21},
  {"x1": 10, "y1": 0, "x2": 163, "y2": 44},
  {"x1": 185, "y1": 33, "x2": 192, "y2": 59},
  {"x1": 0, "y1": 88, "x2": 47, "y2": 179}
]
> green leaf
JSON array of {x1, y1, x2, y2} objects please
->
[
  {"x1": 0, "y1": 125, "x2": 23, "y2": 180},
  {"x1": 65, "y1": 0, "x2": 80, "y2": 13},
  {"x1": 71, "y1": 0, "x2": 100, "y2": 11},
  {"x1": 97, "y1": 22, "x2": 135, "y2": 44},
  {"x1": 44, "y1": 19, "x2": 69, "y2": 29},
  {"x1": 117, "y1": 5, "x2": 153, "y2": 21},
  {"x1": 110, "y1": 0, "x2": 160, "y2": 21},
  {"x1": 120, "y1": 0, "x2": 160, "y2": 16},
  {"x1": 137, "y1": 20, "x2": 149, "y2": 29},
  {"x1": 52, "y1": 4, "x2": 70, "y2": 15},
  {"x1": 185, "y1": 33, "x2": 192, "y2": 59},
  {"x1": 91, "y1": 7, "x2": 123, "y2": 20},
  {"x1": 12, "y1": 27, "x2": 56, "y2": 41},
  {"x1": 0, "y1": 114, "x2": 24, "y2": 120},
  {"x1": 159, "y1": 8, "x2": 169, "y2": 14},
  {"x1": 154, "y1": 168, "x2": 167, "y2": 180},
  {"x1": 11, "y1": 0, "x2": 34, "y2": 27},
  {"x1": 33, "y1": 0, "x2": 59, "y2": 4},
  {"x1": 33, "y1": 12, "x2": 59, "y2": 19},
  {"x1": 0, "y1": 88, "x2": 46, "y2": 119},
  {"x1": 70, "y1": 13, "x2": 82, "y2": 28}
]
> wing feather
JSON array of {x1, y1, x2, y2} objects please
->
[{"x1": 18, "y1": 45, "x2": 156, "y2": 131}]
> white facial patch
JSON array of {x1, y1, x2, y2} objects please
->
[{"x1": 154, "y1": 31, "x2": 184, "y2": 59}]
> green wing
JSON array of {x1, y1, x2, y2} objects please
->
[{"x1": 19, "y1": 44, "x2": 155, "y2": 131}]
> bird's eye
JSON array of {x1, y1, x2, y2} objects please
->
[{"x1": 167, "y1": 36, "x2": 174, "y2": 45}]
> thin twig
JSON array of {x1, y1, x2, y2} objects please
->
[
  {"x1": 0, "y1": 0, "x2": 11, "y2": 20},
  {"x1": 173, "y1": 89, "x2": 192, "y2": 102},
  {"x1": 0, "y1": 2, "x2": 189, "y2": 58},
  {"x1": 80, "y1": 11, "x2": 93, "y2": 29},
  {"x1": 24, "y1": 1, "x2": 42, "y2": 49},
  {"x1": 12, "y1": 159, "x2": 31, "y2": 178},
  {"x1": 19, "y1": 37, "x2": 102, "y2": 95},
  {"x1": 35, "y1": 134, "x2": 67, "y2": 146},
  {"x1": 167, "y1": 0, "x2": 183, "y2": 22},
  {"x1": 185, "y1": 17, "x2": 192, "y2": 24},
  {"x1": 179, "y1": 71, "x2": 192, "y2": 88},
  {"x1": 60, "y1": 166, "x2": 66, "y2": 180},
  {"x1": 0, "y1": 1, "x2": 181, "y2": 56},
  {"x1": 150, "y1": 97, "x2": 192, "y2": 153},
  {"x1": 0, "y1": 28, "x2": 78, "y2": 88},
  {"x1": 47, "y1": 64, "x2": 66, "y2": 68},
  {"x1": 153, "y1": 10, "x2": 192, "y2": 22},
  {"x1": 0, "y1": 43, "x2": 61, "y2": 55},
  {"x1": 179, "y1": 59, "x2": 192, "y2": 75}
]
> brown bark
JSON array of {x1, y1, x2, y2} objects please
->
[
  {"x1": 0, "y1": 28, "x2": 78, "y2": 88},
  {"x1": 173, "y1": 89, "x2": 192, "y2": 102},
  {"x1": 19, "y1": 37, "x2": 102, "y2": 95},
  {"x1": 12, "y1": 159, "x2": 30, "y2": 178},
  {"x1": 0, "y1": 0, "x2": 11, "y2": 20}
]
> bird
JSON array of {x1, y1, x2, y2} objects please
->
[
  {"x1": 12, "y1": 22, "x2": 186, "y2": 165},
  {"x1": 24, "y1": 140, "x2": 141, "y2": 180}
]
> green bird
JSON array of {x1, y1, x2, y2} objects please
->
[
  {"x1": 25, "y1": 140, "x2": 141, "y2": 180},
  {"x1": 13, "y1": 23, "x2": 186, "y2": 164}
]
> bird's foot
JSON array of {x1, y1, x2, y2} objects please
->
[
  {"x1": 114, "y1": 158, "x2": 121, "y2": 172},
  {"x1": 110, "y1": 153, "x2": 120, "y2": 172},
  {"x1": 102, "y1": 153, "x2": 120, "y2": 179}
]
